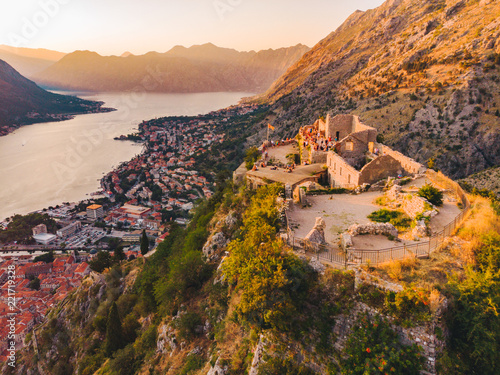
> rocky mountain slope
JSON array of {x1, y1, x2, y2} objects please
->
[
  {"x1": 32, "y1": 43, "x2": 310, "y2": 93},
  {"x1": 253, "y1": 0, "x2": 500, "y2": 179},
  {"x1": 0, "y1": 59, "x2": 110, "y2": 129}
]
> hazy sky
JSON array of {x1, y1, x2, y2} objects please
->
[{"x1": 0, "y1": 0, "x2": 385, "y2": 55}]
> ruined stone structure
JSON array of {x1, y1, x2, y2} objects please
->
[
  {"x1": 299, "y1": 114, "x2": 425, "y2": 189},
  {"x1": 242, "y1": 114, "x2": 424, "y2": 192}
]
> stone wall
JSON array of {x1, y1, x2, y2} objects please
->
[
  {"x1": 325, "y1": 113, "x2": 355, "y2": 140},
  {"x1": 233, "y1": 162, "x2": 247, "y2": 184},
  {"x1": 324, "y1": 114, "x2": 377, "y2": 142},
  {"x1": 359, "y1": 154, "x2": 403, "y2": 185},
  {"x1": 336, "y1": 134, "x2": 368, "y2": 168},
  {"x1": 309, "y1": 149, "x2": 328, "y2": 164},
  {"x1": 380, "y1": 144, "x2": 425, "y2": 175},
  {"x1": 327, "y1": 152, "x2": 360, "y2": 188}
]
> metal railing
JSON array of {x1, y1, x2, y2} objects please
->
[{"x1": 285, "y1": 171, "x2": 471, "y2": 268}]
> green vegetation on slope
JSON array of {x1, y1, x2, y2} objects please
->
[{"x1": 0, "y1": 213, "x2": 57, "y2": 244}]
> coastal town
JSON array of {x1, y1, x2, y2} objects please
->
[
  {"x1": 0, "y1": 103, "x2": 261, "y2": 359},
  {"x1": 0, "y1": 252, "x2": 91, "y2": 362}
]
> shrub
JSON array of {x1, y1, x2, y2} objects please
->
[
  {"x1": 245, "y1": 146, "x2": 261, "y2": 170},
  {"x1": 444, "y1": 269, "x2": 500, "y2": 375},
  {"x1": 108, "y1": 345, "x2": 138, "y2": 375},
  {"x1": 367, "y1": 209, "x2": 412, "y2": 230},
  {"x1": 417, "y1": 184, "x2": 443, "y2": 206},
  {"x1": 176, "y1": 311, "x2": 203, "y2": 340},
  {"x1": 385, "y1": 287, "x2": 431, "y2": 325},
  {"x1": 179, "y1": 353, "x2": 205, "y2": 375},
  {"x1": 259, "y1": 357, "x2": 316, "y2": 375},
  {"x1": 341, "y1": 313, "x2": 424, "y2": 374},
  {"x1": 475, "y1": 232, "x2": 500, "y2": 272}
]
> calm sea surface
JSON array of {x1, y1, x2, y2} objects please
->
[{"x1": 0, "y1": 91, "x2": 252, "y2": 220}]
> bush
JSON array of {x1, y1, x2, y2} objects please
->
[
  {"x1": 108, "y1": 344, "x2": 138, "y2": 375},
  {"x1": 176, "y1": 311, "x2": 203, "y2": 340},
  {"x1": 417, "y1": 184, "x2": 443, "y2": 206},
  {"x1": 179, "y1": 353, "x2": 205, "y2": 375},
  {"x1": 259, "y1": 357, "x2": 316, "y2": 375},
  {"x1": 341, "y1": 313, "x2": 424, "y2": 375},
  {"x1": 444, "y1": 269, "x2": 500, "y2": 375},
  {"x1": 367, "y1": 209, "x2": 412, "y2": 230},
  {"x1": 385, "y1": 287, "x2": 431, "y2": 325},
  {"x1": 245, "y1": 146, "x2": 261, "y2": 170}
]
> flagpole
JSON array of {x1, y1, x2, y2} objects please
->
[{"x1": 267, "y1": 123, "x2": 269, "y2": 143}]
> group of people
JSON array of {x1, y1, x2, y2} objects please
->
[{"x1": 302, "y1": 128, "x2": 337, "y2": 153}]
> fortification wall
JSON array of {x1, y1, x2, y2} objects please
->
[
  {"x1": 359, "y1": 154, "x2": 403, "y2": 185},
  {"x1": 327, "y1": 152, "x2": 360, "y2": 188},
  {"x1": 310, "y1": 149, "x2": 328, "y2": 164},
  {"x1": 352, "y1": 118, "x2": 377, "y2": 143},
  {"x1": 379, "y1": 144, "x2": 425, "y2": 175},
  {"x1": 325, "y1": 114, "x2": 355, "y2": 141}
]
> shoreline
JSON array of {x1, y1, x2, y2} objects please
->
[
  {"x1": 0, "y1": 105, "x2": 116, "y2": 137},
  {"x1": 0, "y1": 100, "x2": 258, "y2": 225}
]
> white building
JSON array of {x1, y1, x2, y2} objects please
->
[{"x1": 33, "y1": 233, "x2": 57, "y2": 245}]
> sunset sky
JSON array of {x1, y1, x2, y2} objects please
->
[{"x1": 0, "y1": 0, "x2": 385, "y2": 55}]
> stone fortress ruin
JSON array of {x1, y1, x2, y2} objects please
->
[
  {"x1": 235, "y1": 113, "x2": 467, "y2": 270},
  {"x1": 299, "y1": 114, "x2": 426, "y2": 189}
]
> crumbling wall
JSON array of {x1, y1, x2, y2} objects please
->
[
  {"x1": 359, "y1": 154, "x2": 403, "y2": 185},
  {"x1": 325, "y1": 114, "x2": 356, "y2": 140},
  {"x1": 327, "y1": 152, "x2": 360, "y2": 188},
  {"x1": 379, "y1": 144, "x2": 425, "y2": 175}
]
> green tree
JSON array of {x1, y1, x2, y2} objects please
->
[
  {"x1": 28, "y1": 277, "x2": 40, "y2": 290},
  {"x1": 244, "y1": 146, "x2": 261, "y2": 170},
  {"x1": 34, "y1": 250, "x2": 54, "y2": 263},
  {"x1": 417, "y1": 184, "x2": 443, "y2": 206},
  {"x1": 114, "y1": 245, "x2": 126, "y2": 262},
  {"x1": 140, "y1": 230, "x2": 149, "y2": 255},
  {"x1": 105, "y1": 301, "x2": 124, "y2": 357},
  {"x1": 89, "y1": 251, "x2": 112, "y2": 272}
]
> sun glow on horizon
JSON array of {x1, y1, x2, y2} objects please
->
[{"x1": 0, "y1": 0, "x2": 385, "y2": 56}]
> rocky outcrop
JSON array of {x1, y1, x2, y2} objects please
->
[
  {"x1": 248, "y1": 335, "x2": 266, "y2": 375},
  {"x1": 207, "y1": 357, "x2": 229, "y2": 375},
  {"x1": 202, "y1": 232, "x2": 228, "y2": 260},
  {"x1": 304, "y1": 217, "x2": 326, "y2": 244},
  {"x1": 156, "y1": 323, "x2": 177, "y2": 355}
]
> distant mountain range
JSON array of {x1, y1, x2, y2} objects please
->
[
  {"x1": 31, "y1": 43, "x2": 310, "y2": 93},
  {"x1": 0, "y1": 44, "x2": 65, "y2": 78},
  {"x1": 0, "y1": 59, "x2": 110, "y2": 131}
]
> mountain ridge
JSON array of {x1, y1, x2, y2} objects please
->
[
  {"x1": 33, "y1": 43, "x2": 310, "y2": 93},
  {"x1": 251, "y1": 0, "x2": 500, "y2": 180},
  {"x1": 0, "y1": 59, "x2": 111, "y2": 133}
]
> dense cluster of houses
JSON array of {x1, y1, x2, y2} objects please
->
[{"x1": 0, "y1": 255, "x2": 90, "y2": 360}]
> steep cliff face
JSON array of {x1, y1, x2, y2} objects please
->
[
  {"x1": 32, "y1": 44, "x2": 310, "y2": 94},
  {"x1": 256, "y1": 0, "x2": 500, "y2": 179}
]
